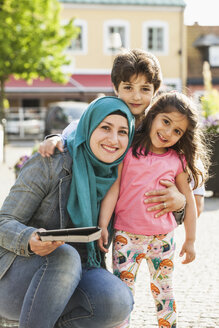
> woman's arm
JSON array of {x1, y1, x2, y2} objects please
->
[
  {"x1": 144, "y1": 179, "x2": 186, "y2": 217},
  {"x1": 98, "y1": 162, "x2": 123, "y2": 253},
  {"x1": 175, "y1": 171, "x2": 197, "y2": 264},
  {"x1": 0, "y1": 153, "x2": 64, "y2": 256}
]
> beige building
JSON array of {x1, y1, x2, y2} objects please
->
[
  {"x1": 187, "y1": 23, "x2": 219, "y2": 97},
  {"x1": 6, "y1": 0, "x2": 186, "y2": 107}
]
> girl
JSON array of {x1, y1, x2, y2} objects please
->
[{"x1": 98, "y1": 92, "x2": 210, "y2": 328}]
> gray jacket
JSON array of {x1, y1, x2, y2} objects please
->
[{"x1": 0, "y1": 149, "x2": 82, "y2": 279}]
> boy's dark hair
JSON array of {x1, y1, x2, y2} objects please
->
[
  {"x1": 111, "y1": 48, "x2": 162, "y2": 93},
  {"x1": 132, "y1": 91, "x2": 211, "y2": 189}
]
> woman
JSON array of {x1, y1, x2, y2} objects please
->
[{"x1": 0, "y1": 97, "x2": 135, "y2": 328}]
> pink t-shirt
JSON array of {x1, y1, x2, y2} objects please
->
[{"x1": 114, "y1": 148, "x2": 186, "y2": 235}]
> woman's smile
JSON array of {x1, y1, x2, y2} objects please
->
[{"x1": 101, "y1": 144, "x2": 119, "y2": 153}]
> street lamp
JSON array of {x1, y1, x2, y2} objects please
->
[{"x1": 109, "y1": 32, "x2": 122, "y2": 53}]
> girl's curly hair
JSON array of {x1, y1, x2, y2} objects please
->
[{"x1": 132, "y1": 91, "x2": 211, "y2": 189}]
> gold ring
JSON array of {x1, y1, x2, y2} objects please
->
[{"x1": 163, "y1": 202, "x2": 167, "y2": 209}]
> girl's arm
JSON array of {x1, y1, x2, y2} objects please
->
[
  {"x1": 98, "y1": 162, "x2": 123, "y2": 253},
  {"x1": 176, "y1": 171, "x2": 197, "y2": 264}
]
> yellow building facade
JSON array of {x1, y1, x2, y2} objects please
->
[
  {"x1": 61, "y1": 0, "x2": 187, "y2": 91},
  {"x1": 5, "y1": 0, "x2": 187, "y2": 107}
]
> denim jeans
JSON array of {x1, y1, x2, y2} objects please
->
[{"x1": 0, "y1": 244, "x2": 133, "y2": 328}]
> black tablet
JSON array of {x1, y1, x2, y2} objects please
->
[{"x1": 37, "y1": 226, "x2": 101, "y2": 243}]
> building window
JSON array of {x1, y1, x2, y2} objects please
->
[
  {"x1": 209, "y1": 46, "x2": 219, "y2": 67},
  {"x1": 104, "y1": 20, "x2": 129, "y2": 54},
  {"x1": 143, "y1": 21, "x2": 168, "y2": 55},
  {"x1": 67, "y1": 19, "x2": 87, "y2": 54}
]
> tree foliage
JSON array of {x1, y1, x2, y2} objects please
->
[{"x1": 0, "y1": 0, "x2": 79, "y2": 119}]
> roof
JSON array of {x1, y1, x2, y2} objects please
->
[
  {"x1": 193, "y1": 34, "x2": 219, "y2": 47},
  {"x1": 60, "y1": 0, "x2": 186, "y2": 7},
  {"x1": 5, "y1": 74, "x2": 114, "y2": 93}
]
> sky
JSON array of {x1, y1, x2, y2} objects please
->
[{"x1": 184, "y1": 0, "x2": 219, "y2": 25}]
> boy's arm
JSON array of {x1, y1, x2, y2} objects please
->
[
  {"x1": 38, "y1": 135, "x2": 63, "y2": 157},
  {"x1": 98, "y1": 162, "x2": 123, "y2": 253},
  {"x1": 194, "y1": 194, "x2": 204, "y2": 217},
  {"x1": 176, "y1": 171, "x2": 197, "y2": 264},
  {"x1": 38, "y1": 121, "x2": 78, "y2": 157},
  {"x1": 192, "y1": 177, "x2": 205, "y2": 217},
  {"x1": 191, "y1": 158, "x2": 205, "y2": 217}
]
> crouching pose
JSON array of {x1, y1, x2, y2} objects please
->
[{"x1": 0, "y1": 97, "x2": 135, "y2": 328}]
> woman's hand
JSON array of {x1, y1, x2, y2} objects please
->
[
  {"x1": 144, "y1": 179, "x2": 186, "y2": 218},
  {"x1": 98, "y1": 227, "x2": 109, "y2": 253},
  {"x1": 29, "y1": 230, "x2": 64, "y2": 256},
  {"x1": 179, "y1": 240, "x2": 196, "y2": 264},
  {"x1": 38, "y1": 136, "x2": 63, "y2": 158}
]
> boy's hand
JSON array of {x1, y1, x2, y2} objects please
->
[
  {"x1": 38, "y1": 136, "x2": 63, "y2": 157},
  {"x1": 179, "y1": 240, "x2": 196, "y2": 264},
  {"x1": 98, "y1": 227, "x2": 109, "y2": 253}
]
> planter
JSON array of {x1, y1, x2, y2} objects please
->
[{"x1": 206, "y1": 135, "x2": 219, "y2": 196}]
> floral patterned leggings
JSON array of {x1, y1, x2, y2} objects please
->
[{"x1": 113, "y1": 229, "x2": 177, "y2": 328}]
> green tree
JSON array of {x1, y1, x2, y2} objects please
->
[{"x1": 0, "y1": 0, "x2": 79, "y2": 120}]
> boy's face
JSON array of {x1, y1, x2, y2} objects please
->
[{"x1": 114, "y1": 74, "x2": 154, "y2": 117}]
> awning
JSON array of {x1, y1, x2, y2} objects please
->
[
  {"x1": 193, "y1": 34, "x2": 219, "y2": 47},
  {"x1": 5, "y1": 74, "x2": 114, "y2": 93}
]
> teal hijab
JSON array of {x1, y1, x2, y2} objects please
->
[{"x1": 67, "y1": 96, "x2": 135, "y2": 267}]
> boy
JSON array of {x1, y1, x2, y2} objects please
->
[{"x1": 40, "y1": 49, "x2": 162, "y2": 152}]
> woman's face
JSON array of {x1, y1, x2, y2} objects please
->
[{"x1": 90, "y1": 114, "x2": 129, "y2": 163}]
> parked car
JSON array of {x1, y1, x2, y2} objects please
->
[
  {"x1": 45, "y1": 101, "x2": 88, "y2": 136},
  {"x1": 5, "y1": 107, "x2": 46, "y2": 137},
  {"x1": 5, "y1": 117, "x2": 45, "y2": 135}
]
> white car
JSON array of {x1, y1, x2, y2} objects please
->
[{"x1": 5, "y1": 118, "x2": 45, "y2": 135}]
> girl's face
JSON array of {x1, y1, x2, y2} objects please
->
[
  {"x1": 90, "y1": 114, "x2": 129, "y2": 163},
  {"x1": 115, "y1": 74, "x2": 154, "y2": 117},
  {"x1": 149, "y1": 108, "x2": 189, "y2": 154}
]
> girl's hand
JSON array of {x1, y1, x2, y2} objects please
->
[
  {"x1": 179, "y1": 240, "x2": 196, "y2": 264},
  {"x1": 38, "y1": 136, "x2": 63, "y2": 157},
  {"x1": 98, "y1": 227, "x2": 109, "y2": 253},
  {"x1": 144, "y1": 179, "x2": 186, "y2": 217},
  {"x1": 29, "y1": 230, "x2": 64, "y2": 256}
]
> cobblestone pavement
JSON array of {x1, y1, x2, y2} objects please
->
[{"x1": 0, "y1": 142, "x2": 219, "y2": 328}]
